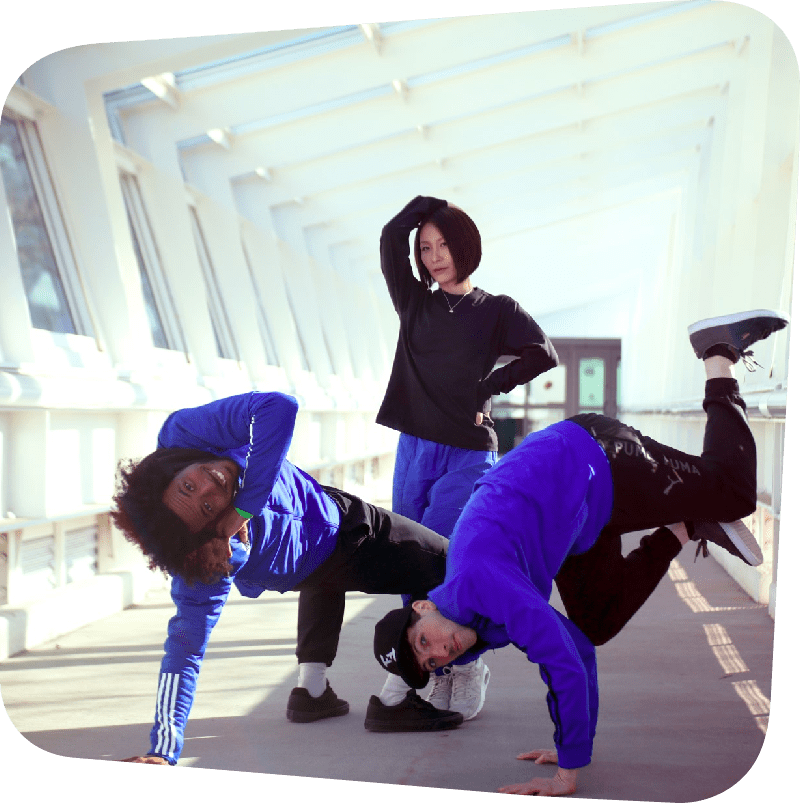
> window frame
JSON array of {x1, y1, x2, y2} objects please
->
[
  {"x1": 241, "y1": 237, "x2": 280, "y2": 366},
  {"x1": 188, "y1": 205, "x2": 240, "y2": 362},
  {"x1": 119, "y1": 170, "x2": 187, "y2": 354}
]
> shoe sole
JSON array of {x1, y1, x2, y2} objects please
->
[
  {"x1": 364, "y1": 713, "x2": 464, "y2": 732},
  {"x1": 687, "y1": 309, "x2": 789, "y2": 335},
  {"x1": 720, "y1": 521, "x2": 763, "y2": 566},
  {"x1": 287, "y1": 702, "x2": 350, "y2": 723}
]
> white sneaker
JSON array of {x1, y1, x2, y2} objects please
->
[
  {"x1": 425, "y1": 666, "x2": 453, "y2": 710},
  {"x1": 449, "y1": 657, "x2": 491, "y2": 720}
]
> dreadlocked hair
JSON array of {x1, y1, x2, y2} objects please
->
[{"x1": 110, "y1": 447, "x2": 236, "y2": 585}]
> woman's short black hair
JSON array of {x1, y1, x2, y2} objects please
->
[
  {"x1": 413, "y1": 205, "x2": 482, "y2": 289},
  {"x1": 110, "y1": 447, "x2": 236, "y2": 585}
]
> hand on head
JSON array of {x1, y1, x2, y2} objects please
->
[{"x1": 215, "y1": 506, "x2": 249, "y2": 543}]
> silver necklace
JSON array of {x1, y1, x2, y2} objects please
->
[{"x1": 443, "y1": 289, "x2": 471, "y2": 314}]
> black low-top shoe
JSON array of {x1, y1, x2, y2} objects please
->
[
  {"x1": 286, "y1": 681, "x2": 350, "y2": 723},
  {"x1": 688, "y1": 309, "x2": 789, "y2": 365},
  {"x1": 364, "y1": 689, "x2": 464, "y2": 732}
]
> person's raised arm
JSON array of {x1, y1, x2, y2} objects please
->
[
  {"x1": 380, "y1": 195, "x2": 447, "y2": 312},
  {"x1": 158, "y1": 391, "x2": 298, "y2": 519}
]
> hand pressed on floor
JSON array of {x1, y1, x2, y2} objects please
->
[
  {"x1": 516, "y1": 749, "x2": 559, "y2": 764},
  {"x1": 120, "y1": 755, "x2": 170, "y2": 765},
  {"x1": 497, "y1": 750, "x2": 577, "y2": 796}
]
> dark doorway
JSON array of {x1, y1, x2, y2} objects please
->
[{"x1": 492, "y1": 338, "x2": 621, "y2": 453}]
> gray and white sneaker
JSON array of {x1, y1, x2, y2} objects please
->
[
  {"x1": 690, "y1": 519, "x2": 763, "y2": 567},
  {"x1": 688, "y1": 309, "x2": 789, "y2": 365},
  {"x1": 449, "y1": 657, "x2": 491, "y2": 721},
  {"x1": 426, "y1": 666, "x2": 453, "y2": 710}
]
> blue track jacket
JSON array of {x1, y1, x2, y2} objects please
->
[
  {"x1": 148, "y1": 392, "x2": 341, "y2": 763},
  {"x1": 428, "y1": 420, "x2": 614, "y2": 770}
]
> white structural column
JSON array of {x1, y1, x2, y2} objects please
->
[
  {"x1": 269, "y1": 201, "x2": 339, "y2": 392},
  {"x1": 304, "y1": 223, "x2": 361, "y2": 383},
  {"x1": 131, "y1": 122, "x2": 226, "y2": 381},
  {"x1": 331, "y1": 241, "x2": 394, "y2": 387},
  {"x1": 7, "y1": 410, "x2": 48, "y2": 518},
  {"x1": 190, "y1": 195, "x2": 272, "y2": 385},
  {"x1": 239, "y1": 215, "x2": 306, "y2": 387},
  {"x1": 172, "y1": 140, "x2": 281, "y2": 388}
]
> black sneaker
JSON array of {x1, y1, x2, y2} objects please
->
[
  {"x1": 688, "y1": 309, "x2": 789, "y2": 364},
  {"x1": 286, "y1": 681, "x2": 350, "y2": 723},
  {"x1": 689, "y1": 520, "x2": 763, "y2": 566},
  {"x1": 364, "y1": 689, "x2": 464, "y2": 732}
]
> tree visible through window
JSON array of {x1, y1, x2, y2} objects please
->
[{"x1": 0, "y1": 114, "x2": 77, "y2": 334}]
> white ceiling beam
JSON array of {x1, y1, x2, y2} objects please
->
[
  {"x1": 228, "y1": 88, "x2": 720, "y2": 206},
  {"x1": 125, "y1": 3, "x2": 747, "y2": 145},
  {"x1": 271, "y1": 147, "x2": 695, "y2": 272},
  {"x1": 173, "y1": 42, "x2": 732, "y2": 178},
  {"x1": 284, "y1": 121, "x2": 703, "y2": 228},
  {"x1": 299, "y1": 145, "x2": 698, "y2": 248}
]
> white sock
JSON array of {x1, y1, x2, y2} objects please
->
[
  {"x1": 379, "y1": 672, "x2": 413, "y2": 706},
  {"x1": 298, "y1": 662, "x2": 327, "y2": 697}
]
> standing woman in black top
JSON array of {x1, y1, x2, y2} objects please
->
[{"x1": 374, "y1": 195, "x2": 558, "y2": 720}]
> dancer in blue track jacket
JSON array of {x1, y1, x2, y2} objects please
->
[
  {"x1": 373, "y1": 309, "x2": 788, "y2": 797},
  {"x1": 111, "y1": 393, "x2": 467, "y2": 766}
]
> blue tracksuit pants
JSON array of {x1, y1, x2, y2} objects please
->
[
  {"x1": 393, "y1": 433, "x2": 497, "y2": 609},
  {"x1": 392, "y1": 433, "x2": 498, "y2": 538}
]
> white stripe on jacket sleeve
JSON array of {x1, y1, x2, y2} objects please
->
[{"x1": 154, "y1": 672, "x2": 180, "y2": 758}]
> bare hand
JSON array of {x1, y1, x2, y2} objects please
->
[
  {"x1": 215, "y1": 507, "x2": 248, "y2": 541},
  {"x1": 476, "y1": 412, "x2": 484, "y2": 425},
  {"x1": 516, "y1": 749, "x2": 559, "y2": 764},
  {"x1": 498, "y1": 768, "x2": 577, "y2": 796},
  {"x1": 120, "y1": 755, "x2": 169, "y2": 764}
]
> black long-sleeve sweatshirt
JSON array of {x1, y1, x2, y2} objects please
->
[{"x1": 376, "y1": 196, "x2": 558, "y2": 451}]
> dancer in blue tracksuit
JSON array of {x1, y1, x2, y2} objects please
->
[
  {"x1": 111, "y1": 392, "x2": 465, "y2": 766},
  {"x1": 373, "y1": 309, "x2": 788, "y2": 796},
  {"x1": 365, "y1": 195, "x2": 557, "y2": 720}
]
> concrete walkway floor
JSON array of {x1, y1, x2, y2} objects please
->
[{"x1": 0, "y1": 533, "x2": 793, "y2": 803}]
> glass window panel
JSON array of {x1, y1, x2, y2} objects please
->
[
  {"x1": 284, "y1": 291, "x2": 313, "y2": 372},
  {"x1": 119, "y1": 173, "x2": 186, "y2": 353},
  {"x1": 0, "y1": 114, "x2": 76, "y2": 334},
  {"x1": 126, "y1": 210, "x2": 169, "y2": 349},
  {"x1": 242, "y1": 241, "x2": 279, "y2": 366},
  {"x1": 495, "y1": 385, "x2": 526, "y2": 405},
  {"x1": 579, "y1": 357, "x2": 605, "y2": 408},
  {"x1": 529, "y1": 364, "x2": 566, "y2": 405},
  {"x1": 189, "y1": 208, "x2": 238, "y2": 361}
]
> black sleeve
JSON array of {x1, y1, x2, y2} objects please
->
[
  {"x1": 478, "y1": 298, "x2": 558, "y2": 408},
  {"x1": 379, "y1": 195, "x2": 448, "y2": 313}
]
